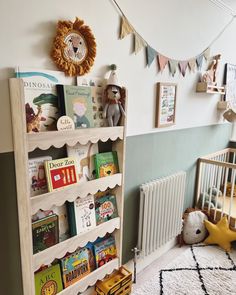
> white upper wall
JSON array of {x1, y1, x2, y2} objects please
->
[{"x1": 1, "y1": 0, "x2": 236, "y2": 152}]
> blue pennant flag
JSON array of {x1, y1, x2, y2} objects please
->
[
  {"x1": 196, "y1": 54, "x2": 204, "y2": 70},
  {"x1": 146, "y1": 45, "x2": 158, "y2": 67}
]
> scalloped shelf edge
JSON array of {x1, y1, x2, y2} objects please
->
[
  {"x1": 33, "y1": 217, "x2": 120, "y2": 271},
  {"x1": 59, "y1": 258, "x2": 119, "y2": 295},
  {"x1": 31, "y1": 173, "x2": 122, "y2": 215}
]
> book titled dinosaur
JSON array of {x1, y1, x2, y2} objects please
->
[{"x1": 15, "y1": 67, "x2": 67, "y2": 132}]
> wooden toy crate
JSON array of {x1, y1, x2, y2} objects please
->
[{"x1": 95, "y1": 266, "x2": 132, "y2": 295}]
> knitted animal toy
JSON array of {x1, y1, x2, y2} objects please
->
[
  {"x1": 197, "y1": 186, "x2": 222, "y2": 209},
  {"x1": 103, "y1": 65, "x2": 126, "y2": 127}
]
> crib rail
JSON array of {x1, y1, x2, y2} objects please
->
[{"x1": 195, "y1": 148, "x2": 236, "y2": 229}]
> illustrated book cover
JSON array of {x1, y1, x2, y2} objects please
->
[
  {"x1": 66, "y1": 142, "x2": 98, "y2": 182},
  {"x1": 15, "y1": 67, "x2": 66, "y2": 133},
  {"x1": 94, "y1": 151, "x2": 119, "y2": 178},
  {"x1": 95, "y1": 194, "x2": 118, "y2": 225},
  {"x1": 34, "y1": 264, "x2": 63, "y2": 295},
  {"x1": 32, "y1": 204, "x2": 70, "y2": 243},
  {"x1": 56, "y1": 84, "x2": 94, "y2": 129},
  {"x1": 28, "y1": 156, "x2": 52, "y2": 197},
  {"x1": 94, "y1": 236, "x2": 117, "y2": 268},
  {"x1": 77, "y1": 76, "x2": 108, "y2": 127},
  {"x1": 60, "y1": 247, "x2": 90, "y2": 288},
  {"x1": 68, "y1": 194, "x2": 96, "y2": 236},
  {"x1": 32, "y1": 214, "x2": 59, "y2": 254},
  {"x1": 44, "y1": 157, "x2": 78, "y2": 192}
]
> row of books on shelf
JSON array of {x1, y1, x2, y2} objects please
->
[
  {"x1": 34, "y1": 234, "x2": 117, "y2": 295},
  {"x1": 32, "y1": 192, "x2": 118, "y2": 254},
  {"x1": 15, "y1": 67, "x2": 122, "y2": 132},
  {"x1": 29, "y1": 146, "x2": 119, "y2": 195}
]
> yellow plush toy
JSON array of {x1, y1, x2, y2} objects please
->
[{"x1": 204, "y1": 216, "x2": 236, "y2": 252}]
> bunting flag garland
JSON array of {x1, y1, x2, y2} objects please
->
[
  {"x1": 169, "y1": 60, "x2": 178, "y2": 77},
  {"x1": 146, "y1": 45, "x2": 158, "y2": 67},
  {"x1": 158, "y1": 55, "x2": 169, "y2": 72},
  {"x1": 120, "y1": 16, "x2": 133, "y2": 39},
  {"x1": 112, "y1": 0, "x2": 235, "y2": 77},
  {"x1": 179, "y1": 61, "x2": 189, "y2": 77},
  {"x1": 134, "y1": 33, "x2": 146, "y2": 54}
]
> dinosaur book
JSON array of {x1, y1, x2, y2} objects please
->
[
  {"x1": 66, "y1": 142, "x2": 98, "y2": 182},
  {"x1": 15, "y1": 67, "x2": 67, "y2": 132},
  {"x1": 44, "y1": 157, "x2": 78, "y2": 192}
]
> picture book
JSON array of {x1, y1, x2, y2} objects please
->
[
  {"x1": 77, "y1": 76, "x2": 108, "y2": 127},
  {"x1": 66, "y1": 142, "x2": 98, "y2": 182},
  {"x1": 34, "y1": 264, "x2": 63, "y2": 295},
  {"x1": 94, "y1": 151, "x2": 119, "y2": 178},
  {"x1": 32, "y1": 204, "x2": 70, "y2": 243},
  {"x1": 95, "y1": 194, "x2": 118, "y2": 225},
  {"x1": 94, "y1": 236, "x2": 117, "y2": 268},
  {"x1": 68, "y1": 195, "x2": 96, "y2": 236},
  {"x1": 60, "y1": 247, "x2": 90, "y2": 288},
  {"x1": 56, "y1": 84, "x2": 94, "y2": 129},
  {"x1": 28, "y1": 156, "x2": 52, "y2": 197},
  {"x1": 44, "y1": 157, "x2": 78, "y2": 192},
  {"x1": 86, "y1": 242, "x2": 96, "y2": 272},
  {"x1": 32, "y1": 214, "x2": 59, "y2": 254},
  {"x1": 15, "y1": 67, "x2": 66, "y2": 133}
]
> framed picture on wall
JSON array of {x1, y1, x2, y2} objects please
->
[
  {"x1": 224, "y1": 63, "x2": 236, "y2": 109},
  {"x1": 155, "y1": 82, "x2": 177, "y2": 128}
]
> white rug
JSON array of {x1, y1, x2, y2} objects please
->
[{"x1": 132, "y1": 245, "x2": 236, "y2": 295}]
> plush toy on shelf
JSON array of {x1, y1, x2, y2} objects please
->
[{"x1": 103, "y1": 64, "x2": 126, "y2": 127}]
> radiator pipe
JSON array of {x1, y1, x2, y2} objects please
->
[{"x1": 131, "y1": 247, "x2": 140, "y2": 283}]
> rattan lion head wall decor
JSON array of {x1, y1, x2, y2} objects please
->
[{"x1": 51, "y1": 17, "x2": 96, "y2": 76}]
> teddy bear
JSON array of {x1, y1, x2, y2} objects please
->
[
  {"x1": 103, "y1": 64, "x2": 126, "y2": 127},
  {"x1": 197, "y1": 186, "x2": 222, "y2": 209}
]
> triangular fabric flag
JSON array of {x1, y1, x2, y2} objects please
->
[
  {"x1": 158, "y1": 54, "x2": 169, "y2": 72},
  {"x1": 188, "y1": 59, "x2": 196, "y2": 72},
  {"x1": 203, "y1": 48, "x2": 210, "y2": 61},
  {"x1": 120, "y1": 16, "x2": 134, "y2": 39},
  {"x1": 168, "y1": 60, "x2": 178, "y2": 76},
  {"x1": 146, "y1": 45, "x2": 158, "y2": 67},
  {"x1": 134, "y1": 33, "x2": 146, "y2": 54},
  {"x1": 179, "y1": 61, "x2": 188, "y2": 77},
  {"x1": 196, "y1": 54, "x2": 204, "y2": 69}
]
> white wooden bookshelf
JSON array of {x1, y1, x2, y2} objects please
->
[{"x1": 9, "y1": 78, "x2": 126, "y2": 295}]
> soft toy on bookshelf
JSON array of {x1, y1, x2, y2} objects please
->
[{"x1": 103, "y1": 64, "x2": 126, "y2": 127}]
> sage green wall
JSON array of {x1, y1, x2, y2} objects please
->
[{"x1": 122, "y1": 124, "x2": 232, "y2": 263}]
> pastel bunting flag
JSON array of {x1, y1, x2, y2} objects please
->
[
  {"x1": 203, "y1": 47, "x2": 210, "y2": 61},
  {"x1": 134, "y1": 33, "x2": 146, "y2": 54},
  {"x1": 196, "y1": 54, "x2": 204, "y2": 69},
  {"x1": 146, "y1": 45, "x2": 158, "y2": 67},
  {"x1": 168, "y1": 60, "x2": 178, "y2": 76},
  {"x1": 120, "y1": 16, "x2": 133, "y2": 39},
  {"x1": 179, "y1": 61, "x2": 188, "y2": 77},
  {"x1": 158, "y1": 54, "x2": 169, "y2": 72},
  {"x1": 188, "y1": 59, "x2": 196, "y2": 72}
]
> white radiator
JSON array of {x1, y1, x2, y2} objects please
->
[{"x1": 138, "y1": 171, "x2": 186, "y2": 257}]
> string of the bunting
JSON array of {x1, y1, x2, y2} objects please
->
[{"x1": 111, "y1": 0, "x2": 235, "y2": 77}]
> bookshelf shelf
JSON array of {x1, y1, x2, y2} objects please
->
[
  {"x1": 27, "y1": 126, "x2": 124, "y2": 152},
  {"x1": 31, "y1": 173, "x2": 122, "y2": 214},
  {"x1": 33, "y1": 217, "x2": 121, "y2": 271},
  {"x1": 60, "y1": 258, "x2": 119, "y2": 295},
  {"x1": 9, "y1": 77, "x2": 126, "y2": 295}
]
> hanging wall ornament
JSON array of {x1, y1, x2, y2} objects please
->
[
  {"x1": 196, "y1": 54, "x2": 204, "y2": 70},
  {"x1": 158, "y1": 55, "x2": 169, "y2": 72},
  {"x1": 51, "y1": 17, "x2": 96, "y2": 76},
  {"x1": 120, "y1": 16, "x2": 134, "y2": 39},
  {"x1": 134, "y1": 33, "x2": 146, "y2": 54},
  {"x1": 179, "y1": 61, "x2": 188, "y2": 77},
  {"x1": 203, "y1": 48, "x2": 211, "y2": 61},
  {"x1": 146, "y1": 45, "x2": 158, "y2": 67},
  {"x1": 169, "y1": 60, "x2": 178, "y2": 77},
  {"x1": 188, "y1": 59, "x2": 196, "y2": 72}
]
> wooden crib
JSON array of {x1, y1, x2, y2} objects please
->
[{"x1": 195, "y1": 148, "x2": 236, "y2": 229}]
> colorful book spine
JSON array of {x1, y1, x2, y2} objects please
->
[{"x1": 44, "y1": 157, "x2": 78, "y2": 192}]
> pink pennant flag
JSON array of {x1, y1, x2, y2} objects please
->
[
  {"x1": 188, "y1": 59, "x2": 196, "y2": 72},
  {"x1": 158, "y1": 54, "x2": 169, "y2": 72},
  {"x1": 179, "y1": 61, "x2": 188, "y2": 77}
]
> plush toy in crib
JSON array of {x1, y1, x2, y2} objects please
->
[
  {"x1": 197, "y1": 186, "x2": 222, "y2": 209},
  {"x1": 103, "y1": 64, "x2": 126, "y2": 127},
  {"x1": 178, "y1": 208, "x2": 209, "y2": 246}
]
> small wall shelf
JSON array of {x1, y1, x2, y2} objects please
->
[{"x1": 196, "y1": 82, "x2": 225, "y2": 94}]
